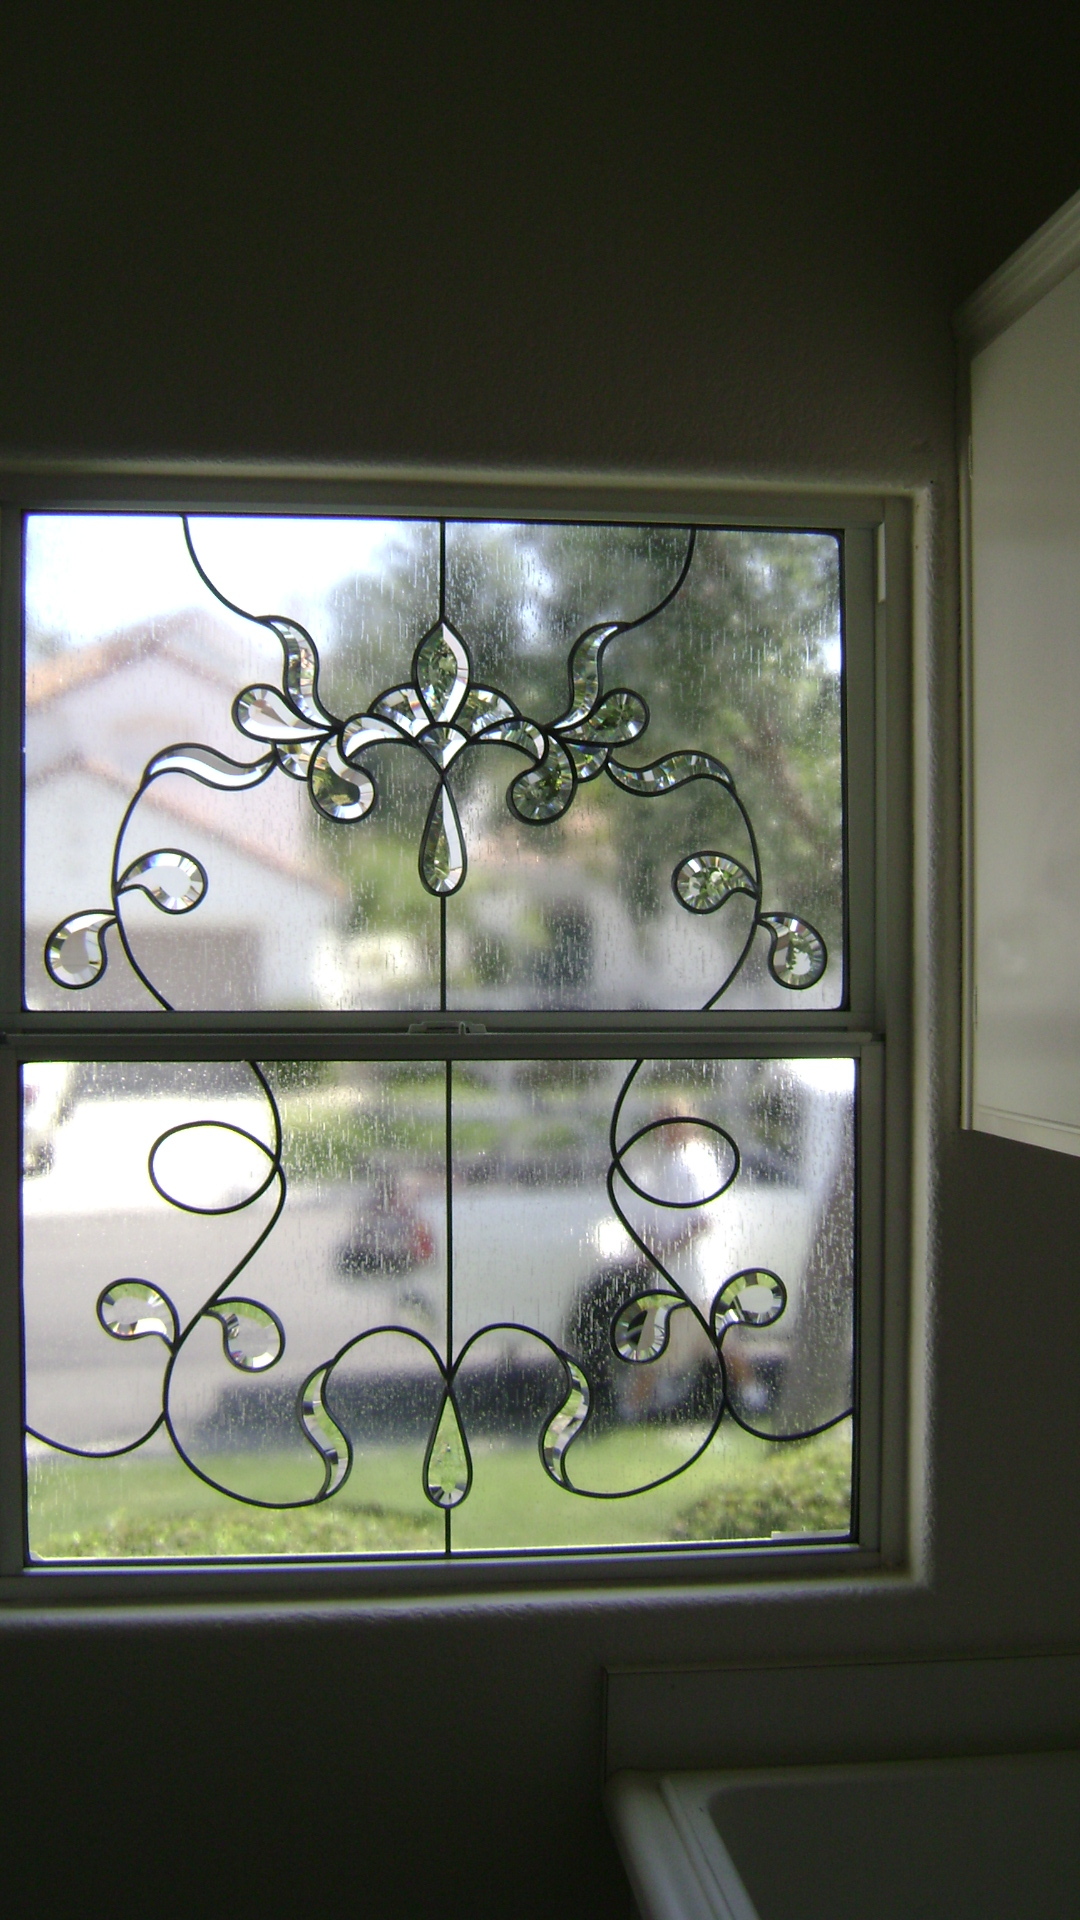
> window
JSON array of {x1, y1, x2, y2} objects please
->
[{"x1": 4, "y1": 489, "x2": 894, "y2": 1589}]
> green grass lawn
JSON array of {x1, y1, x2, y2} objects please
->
[{"x1": 27, "y1": 1418, "x2": 852, "y2": 1560}]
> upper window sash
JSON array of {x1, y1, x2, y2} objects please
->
[{"x1": 10, "y1": 509, "x2": 875, "y2": 1032}]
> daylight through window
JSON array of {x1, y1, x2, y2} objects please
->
[{"x1": 19, "y1": 513, "x2": 864, "y2": 1562}]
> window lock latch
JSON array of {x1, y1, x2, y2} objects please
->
[{"x1": 407, "y1": 1020, "x2": 489, "y2": 1035}]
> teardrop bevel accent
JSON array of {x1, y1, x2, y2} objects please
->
[
  {"x1": 233, "y1": 684, "x2": 326, "y2": 743},
  {"x1": 299, "y1": 1364, "x2": 351, "y2": 1497},
  {"x1": 612, "y1": 1292, "x2": 684, "y2": 1363},
  {"x1": 373, "y1": 685, "x2": 429, "y2": 737},
  {"x1": 417, "y1": 724, "x2": 469, "y2": 769},
  {"x1": 147, "y1": 744, "x2": 276, "y2": 789},
  {"x1": 477, "y1": 718, "x2": 544, "y2": 759},
  {"x1": 557, "y1": 623, "x2": 620, "y2": 730},
  {"x1": 758, "y1": 913, "x2": 827, "y2": 988},
  {"x1": 98, "y1": 1280, "x2": 176, "y2": 1343},
  {"x1": 566, "y1": 742, "x2": 609, "y2": 781},
  {"x1": 607, "y1": 750, "x2": 733, "y2": 796},
  {"x1": 414, "y1": 621, "x2": 469, "y2": 725},
  {"x1": 340, "y1": 713, "x2": 412, "y2": 757},
  {"x1": 276, "y1": 741, "x2": 318, "y2": 779},
  {"x1": 423, "y1": 1391, "x2": 471, "y2": 1508},
  {"x1": 208, "y1": 1298, "x2": 284, "y2": 1371},
  {"x1": 673, "y1": 851, "x2": 757, "y2": 914},
  {"x1": 309, "y1": 736, "x2": 376, "y2": 822},
  {"x1": 118, "y1": 849, "x2": 207, "y2": 914},
  {"x1": 712, "y1": 1269, "x2": 787, "y2": 1337},
  {"x1": 456, "y1": 686, "x2": 516, "y2": 735},
  {"x1": 560, "y1": 688, "x2": 647, "y2": 745},
  {"x1": 509, "y1": 739, "x2": 575, "y2": 822},
  {"x1": 45, "y1": 910, "x2": 115, "y2": 988},
  {"x1": 269, "y1": 619, "x2": 333, "y2": 727},
  {"x1": 419, "y1": 781, "x2": 466, "y2": 893},
  {"x1": 541, "y1": 1360, "x2": 590, "y2": 1484}
]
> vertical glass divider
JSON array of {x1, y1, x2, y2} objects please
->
[{"x1": 445, "y1": 1056, "x2": 454, "y2": 1555}]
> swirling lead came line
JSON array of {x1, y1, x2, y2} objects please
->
[
  {"x1": 183, "y1": 517, "x2": 266, "y2": 625},
  {"x1": 25, "y1": 1416, "x2": 167, "y2": 1461},
  {"x1": 617, "y1": 527, "x2": 697, "y2": 634}
]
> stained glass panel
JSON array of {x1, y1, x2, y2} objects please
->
[
  {"x1": 24, "y1": 1055, "x2": 854, "y2": 1559},
  {"x1": 24, "y1": 514, "x2": 842, "y2": 1013}
]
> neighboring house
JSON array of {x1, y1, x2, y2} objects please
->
[
  {"x1": 25, "y1": 606, "x2": 743, "y2": 1011},
  {"x1": 25, "y1": 610, "x2": 348, "y2": 1009}
]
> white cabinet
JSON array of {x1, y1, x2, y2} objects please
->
[{"x1": 961, "y1": 187, "x2": 1080, "y2": 1152}]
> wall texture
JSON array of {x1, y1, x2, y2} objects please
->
[{"x1": 3, "y1": 11, "x2": 1080, "y2": 1917}]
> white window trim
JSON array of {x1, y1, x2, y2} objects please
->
[{"x1": 0, "y1": 470, "x2": 919, "y2": 1606}]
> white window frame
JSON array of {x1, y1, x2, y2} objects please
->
[{"x1": 0, "y1": 472, "x2": 914, "y2": 1603}]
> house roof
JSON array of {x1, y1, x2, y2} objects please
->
[
  {"x1": 25, "y1": 608, "x2": 247, "y2": 710},
  {"x1": 27, "y1": 749, "x2": 347, "y2": 900}
]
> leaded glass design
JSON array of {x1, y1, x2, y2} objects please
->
[
  {"x1": 21, "y1": 511, "x2": 856, "y2": 1563},
  {"x1": 24, "y1": 1056, "x2": 854, "y2": 1558},
  {"x1": 25, "y1": 515, "x2": 842, "y2": 1012}
]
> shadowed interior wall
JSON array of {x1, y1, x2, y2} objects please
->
[{"x1": 3, "y1": 11, "x2": 1080, "y2": 1917}]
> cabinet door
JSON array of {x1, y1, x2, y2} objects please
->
[{"x1": 961, "y1": 187, "x2": 1080, "y2": 1153}]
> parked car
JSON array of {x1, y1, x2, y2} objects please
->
[{"x1": 335, "y1": 1176, "x2": 436, "y2": 1276}]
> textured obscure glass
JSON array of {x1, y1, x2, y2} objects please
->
[
  {"x1": 25, "y1": 515, "x2": 842, "y2": 1012},
  {"x1": 24, "y1": 1056, "x2": 854, "y2": 1559}
]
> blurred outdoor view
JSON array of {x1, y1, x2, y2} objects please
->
[
  {"x1": 24, "y1": 1055, "x2": 854, "y2": 1559},
  {"x1": 24, "y1": 515, "x2": 843, "y2": 1012}
]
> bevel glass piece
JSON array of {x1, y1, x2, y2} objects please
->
[
  {"x1": 712, "y1": 1268, "x2": 787, "y2": 1333},
  {"x1": 98, "y1": 1280, "x2": 175, "y2": 1343},
  {"x1": 233, "y1": 684, "x2": 325, "y2": 743},
  {"x1": 420, "y1": 781, "x2": 466, "y2": 893},
  {"x1": 612, "y1": 1291, "x2": 684, "y2": 1363},
  {"x1": 424, "y1": 1393, "x2": 470, "y2": 1507},
  {"x1": 510, "y1": 739, "x2": 575, "y2": 821},
  {"x1": 373, "y1": 684, "x2": 429, "y2": 736},
  {"x1": 475, "y1": 717, "x2": 544, "y2": 758},
  {"x1": 309, "y1": 736, "x2": 375, "y2": 821},
  {"x1": 759, "y1": 913, "x2": 828, "y2": 988},
  {"x1": 268, "y1": 619, "x2": 332, "y2": 726},
  {"x1": 276, "y1": 741, "x2": 317, "y2": 779},
  {"x1": 673, "y1": 851, "x2": 757, "y2": 914},
  {"x1": 208, "y1": 1298, "x2": 283, "y2": 1371},
  {"x1": 541, "y1": 1361, "x2": 589, "y2": 1483},
  {"x1": 607, "y1": 750, "x2": 732, "y2": 795},
  {"x1": 417, "y1": 724, "x2": 468, "y2": 769},
  {"x1": 146, "y1": 743, "x2": 276, "y2": 788},
  {"x1": 44, "y1": 911, "x2": 114, "y2": 988},
  {"x1": 456, "y1": 685, "x2": 516, "y2": 735},
  {"x1": 414, "y1": 620, "x2": 469, "y2": 725},
  {"x1": 558, "y1": 623, "x2": 620, "y2": 729},
  {"x1": 118, "y1": 849, "x2": 207, "y2": 914},
  {"x1": 561, "y1": 687, "x2": 647, "y2": 745},
  {"x1": 340, "y1": 713, "x2": 410, "y2": 757},
  {"x1": 566, "y1": 742, "x2": 608, "y2": 780},
  {"x1": 300, "y1": 1364, "x2": 350, "y2": 1496}
]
